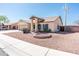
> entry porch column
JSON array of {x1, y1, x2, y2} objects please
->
[
  {"x1": 41, "y1": 24, "x2": 44, "y2": 31},
  {"x1": 31, "y1": 19, "x2": 33, "y2": 32},
  {"x1": 35, "y1": 18, "x2": 38, "y2": 32}
]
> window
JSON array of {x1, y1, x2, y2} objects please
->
[
  {"x1": 38, "y1": 24, "x2": 41, "y2": 31},
  {"x1": 43, "y1": 24, "x2": 48, "y2": 30},
  {"x1": 57, "y1": 25, "x2": 60, "y2": 31}
]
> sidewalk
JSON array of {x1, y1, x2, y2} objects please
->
[
  {"x1": 0, "y1": 30, "x2": 21, "y2": 33},
  {"x1": 0, "y1": 30, "x2": 78, "y2": 56}
]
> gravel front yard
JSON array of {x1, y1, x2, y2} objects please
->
[{"x1": 4, "y1": 32, "x2": 79, "y2": 55}]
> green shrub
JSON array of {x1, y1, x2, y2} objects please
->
[
  {"x1": 43, "y1": 29, "x2": 51, "y2": 32},
  {"x1": 22, "y1": 28, "x2": 30, "y2": 33}
]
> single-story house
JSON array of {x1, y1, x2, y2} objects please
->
[{"x1": 30, "y1": 16, "x2": 63, "y2": 32}]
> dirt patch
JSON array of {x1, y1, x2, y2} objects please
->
[{"x1": 4, "y1": 32, "x2": 79, "y2": 55}]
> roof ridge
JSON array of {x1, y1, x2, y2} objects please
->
[{"x1": 44, "y1": 16, "x2": 59, "y2": 18}]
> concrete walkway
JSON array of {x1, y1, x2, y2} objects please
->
[{"x1": 0, "y1": 30, "x2": 78, "y2": 56}]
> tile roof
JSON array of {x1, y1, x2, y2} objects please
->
[{"x1": 44, "y1": 16, "x2": 59, "y2": 22}]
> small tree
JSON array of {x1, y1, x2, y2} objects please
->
[
  {"x1": 0, "y1": 16, "x2": 9, "y2": 23},
  {"x1": 0, "y1": 16, "x2": 9, "y2": 30},
  {"x1": 19, "y1": 19, "x2": 26, "y2": 22}
]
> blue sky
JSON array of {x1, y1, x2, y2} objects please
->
[{"x1": 0, "y1": 3, "x2": 79, "y2": 25}]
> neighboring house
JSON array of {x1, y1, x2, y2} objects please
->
[
  {"x1": 30, "y1": 16, "x2": 63, "y2": 32},
  {"x1": 4, "y1": 21, "x2": 30, "y2": 30}
]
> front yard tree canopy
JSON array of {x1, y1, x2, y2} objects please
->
[
  {"x1": 0, "y1": 16, "x2": 9, "y2": 23},
  {"x1": 19, "y1": 19, "x2": 24, "y2": 21}
]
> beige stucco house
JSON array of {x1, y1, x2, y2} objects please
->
[{"x1": 30, "y1": 16, "x2": 63, "y2": 32}]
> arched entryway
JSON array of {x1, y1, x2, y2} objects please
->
[
  {"x1": 30, "y1": 16, "x2": 39, "y2": 32},
  {"x1": 30, "y1": 16, "x2": 45, "y2": 32}
]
